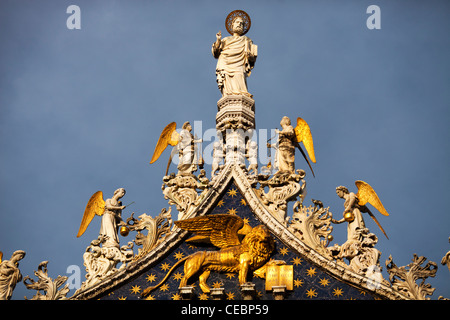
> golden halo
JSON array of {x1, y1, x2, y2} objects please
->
[{"x1": 225, "y1": 10, "x2": 251, "y2": 35}]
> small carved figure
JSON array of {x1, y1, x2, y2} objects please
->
[
  {"x1": 0, "y1": 250, "x2": 25, "y2": 300},
  {"x1": 212, "y1": 10, "x2": 257, "y2": 97},
  {"x1": 211, "y1": 141, "x2": 224, "y2": 178},
  {"x1": 268, "y1": 116, "x2": 316, "y2": 177},
  {"x1": 142, "y1": 214, "x2": 274, "y2": 296}
]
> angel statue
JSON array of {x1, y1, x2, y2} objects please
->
[
  {"x1": 268, "y1": 116, "x2": 316, "y2": 177},
  {"x1": 0, "y1": 250, "x2": 26, "y2": 300},
  {"x1": 150, "y1": 121, "x2": 202, "y2": 176},
  {"x1": 212, "y1": 10, "x2": 257, "y2": 97},
  {"x1": 77, "y1": 188, "x2": 129, "y2": 248},
  {"x1": 333, "y1": 181, "x2": 390, "y2": 241}
]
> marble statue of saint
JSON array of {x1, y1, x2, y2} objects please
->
[
  {"x1": 0, "y1": 250, "x2": 25, "y2": 300},
  {"x1": 212, "y1": 13, "x2": 257, "y2": 97}
]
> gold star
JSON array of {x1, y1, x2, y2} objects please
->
[
  {"x1": 118, "y1": 296, "x2": 127, "y2": 300},
  {"x1": 160, "y1": 262, "x2": 171, "y2": 271},
  {"x1": 226, "y1": 292, "x2": 235, "y2": 300},
  {"x1": 130, "y1": 285, "x2": 141, "y2": 294},
  {"x1": 171, "y1": 293, "x2": 182, "y2": 300},
  {"x1": 173, "y1": 272, "x2": 183, "y2": 281},
  {"x1": 243, "y1": 218, "x2": 250, "y2": 224},
  {"x1": 187, "y1": 244, "x2": 197, "y2": 250},
  {"x1": 227, "y1": 189, "x2": 238, "y2": 197},
  {"x1": 145, "y1": 294, "x2": 155, "y2": 300},
  {"x1": 333, "y1": 288, "x2": 343, "y2": 297},
  {"x1": 306, "y1": 288, "x2": 317, "y2": 298},
  {"x1": 240, "y1": 199, "x2": 247, "y2": 206},
  {"x1": 217, "y1": 200, "x2": 225, "y2": 207},
  {"x1": 160, "y1": 283, "x2": 169, "y2": 292},
  {"x1": 306, "y1": 267, "x2": 317, "y2": 277},
  {"x1": 227, "y1": 207, "x2": 237, "y2": 215},
  {"x1": 199, "y1": 293, "x2": 209, "y2": 300},
  {"x1": 292, "y1": 257, "x2": 302, "y2": 265},
  {"x1": 212, "y1": 281, "x2": 223, "y2": 288},
  {"x1": 319, "y1": 278, "x2": 330, "y2": 286},
  {"x1": 256, "y1": 290, "x2": 263, "y2": 298},
  {"x1": 279, "y1": 247, "x2": 289, "y2": 256},
  {"x1": 146, "y1": 274, "x2": 156, "y2": 282},
  {"x1": 359, "y1": 290, "x2": 367, "y2": 296},
  {"x1": 225, "y1": 273, "x2": 235, "y2": 279},
  {"x1": 294, "y1": 278, "x2": 304, "y2": 287},
  {"x1": 174, "y1": 251, "x2": 185, "y2": 260}
]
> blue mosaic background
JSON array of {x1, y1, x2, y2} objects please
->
[{"x1": 99, "y1": 181, "x2": 376, "y2": 300}]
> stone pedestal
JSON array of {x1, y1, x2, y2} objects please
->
[
  {"x1": 240, "y1": 282, "x2": 256, "y2": 300},
  {"x1": 216, "y1": 95, "x2": 255, "y2": 132},
  {"x1": 179, "y1": 286, "x2": 195, "y2": 300}
]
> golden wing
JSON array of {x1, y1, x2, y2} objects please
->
[
  {"x1": 174, "y1": 214, "x2": 244, "y2": 249},
  {"x1": 76, "y1": 191, "x2": 106, "y2": 238},
  {"x1": 149, "y1": 122, "x2": 180, "y2": 164},
  {"x1": 355, "y1": 180, "x2": 389, "y2": 216},
  {"x1": 294, "y1": 117, "x2": 316, "y2": 163}
]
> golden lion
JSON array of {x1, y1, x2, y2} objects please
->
[{"x1": 141, "y1": 214, "x2": 275, "y2": 296}]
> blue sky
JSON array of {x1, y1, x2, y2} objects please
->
[{"x1": 1, "y1": 0, "x2": 449, "y2": 299}]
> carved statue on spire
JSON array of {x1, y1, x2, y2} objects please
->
[
  {"x1": 150, "y1": 121, "x2": 202, "y2": 176},
  {"x1": 212, "y1": 10, "x2": 257, "y2": 97},
  {"x1": 332, "y1": 181, "x2": 390, "y2": 241}
]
